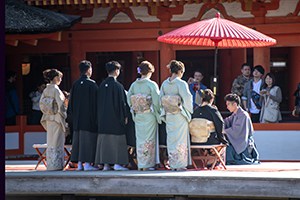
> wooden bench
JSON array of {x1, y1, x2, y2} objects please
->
[
  {"x1": 160, "y1": 144, "x2": 227, "y2": 170},
  {"x1": 191, "y1": 144, "x2": 227, "y2": 170},
  {"x1": 32, "y1": 144, "x2": 72, "y2": 170}
]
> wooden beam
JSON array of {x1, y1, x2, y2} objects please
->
[
  {"x1": 5, "y1": 32, "x2": 62, "y2": 41},
  {"x1": 47, "y1": 32, "x2": 62, "y2": 41},
  {"x1": 21, "y1": 39, "x2": 38, "y2": 46},
  {"x1": 5, "y1": 40, "x2": 19, "y2": 46}
]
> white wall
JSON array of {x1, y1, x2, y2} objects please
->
[{"x1": 254, "y1": 130, "x2": 300, "y2": 160}]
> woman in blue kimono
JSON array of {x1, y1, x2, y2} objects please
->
[
  {"x1": 160, "y1": 60, "x2": 193, "y2": 171},
  {"x1": 127, "y1": 61, "x2": 161, "y2": 171}
]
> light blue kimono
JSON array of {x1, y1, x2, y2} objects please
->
[
  {"x1": 127, "y1": 78, "x2": 161, "y2": 169},
  {"x1": 160, "y1": 77, "x2": 193, "y2": 169}
]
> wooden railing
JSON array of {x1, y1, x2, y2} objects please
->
[
  {"x1": 5, "y1": 115, "x2": 45, "y2": 156},
  {"x1": 5, "y1": 115, "x2": 300, "y2": 157}
]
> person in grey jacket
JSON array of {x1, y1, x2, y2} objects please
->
[{"x1": 242, "y1": 65, "x2": 265, "y2": 123}]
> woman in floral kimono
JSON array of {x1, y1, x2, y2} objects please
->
[
  {"x1": 127, "y1": 61, "x2": 161, "y2": 171},
  {"x1": 160, "y1": 60, "x2": 193, "y2": 171},
  {"x1": 40, "y1": 69, "x2": 67, "y2": 171}
]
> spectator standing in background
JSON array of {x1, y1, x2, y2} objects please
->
[
  {"x1": 5, "y1": 70, "x2": 19, "y2": 125},
  {"x1": 292, "y1": 83, "x2": 300, "y2": 118},
  {"x1": 187, "y1": 70, "x2": 207, "y2": 109},
  {"x1": 231, "y1": 63, "x2": 252, "y2": 101},
  {"x1": 259, "y1": 73, "x2": 282, "y2": 123},
  {"x1": 28, "y1": 82, "x2": 45, "y2": 125},
  {"x1": 242, "y1": 65, "x2": 265, "y2": 123}
]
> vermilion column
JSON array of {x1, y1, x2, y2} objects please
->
[
  {"x1": 219, "y1": 49, "x2": 232, "y2": 110},
  {"x1": 144, "y1": 51, "x2": 159, "y2": 84},
  {"x1": 159, "y1": 43, "x2": 175, "y2": 84},
  {"x1": 231, "y1": 49, "x2": 247, "y2": 78},
  {"x1": 70, "y1": 40, "x2": 85, "y2": 83},
  {"x1": 289, "y1": 47, "x2": 300, "y2": 110},
  {"x1": 253, "y1": 47, "x2": 270, "y2": 73}
]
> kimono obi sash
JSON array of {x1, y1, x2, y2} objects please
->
[
  {"x1": 161, "y1": 95, "x2": 182, "y2": 114},
  {"x1": 189, "y1": 118, "x2": 215, "y2": 143},
  {"x1": 130, "y1": 94, "x2": 152, "y2": 114}
]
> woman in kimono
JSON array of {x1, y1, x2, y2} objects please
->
[
  {"x1": 160, "y1": 60, "x2": 193, "y2": 171},
  {"x1": 40, "y1": 69, "x2": 67, "y2": 170},
  {"x1": 127, "y1": 61, "x2": 161, "y2": 171},
  {"x1": 190, "y1": 89, "x2": 228, "y2": 169},
  {"x1": 190, "y1": 89, "x2": 228, "y2": 145}
]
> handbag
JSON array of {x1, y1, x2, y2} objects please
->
[
  {"x1": 263, "y1": 97, "x2": 278, "y2": 122},
  {"x1": 251, "y1": 91, "x2": 261, "y2": 109}
]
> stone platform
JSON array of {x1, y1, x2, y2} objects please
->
[{"x1": 5, "y1": 161, "x2": 300, "y2": 199}]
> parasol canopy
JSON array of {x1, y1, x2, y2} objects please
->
[
  {"x1": 157, "y1": 13, "x2": 276, "y2": 48},
  {"x1": 157, "y1": 13, "x2": 276, "y2": 94}
]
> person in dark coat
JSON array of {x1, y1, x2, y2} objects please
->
[
  {"x1": 5, "y1": 70, "x2": 19, "y2": 125},
  {"x1": 191, "y1": 89, "x2": 228, "y2": 145},
  {"x1": 68, "y1": 60, "x2": 98, "y2": 171},
  {"x1": 95, "y1": 61, "x2": 129, "y2": 171}
]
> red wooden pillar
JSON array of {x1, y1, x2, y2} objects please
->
[
  {"x1": 144, "y1": 51, "x2": 160, "y2": 84},
  {"x1": 231, "y1": 49, "x2": 247, "y2": 79},
  {"x1": 253, "y1": 47, "x2": 270, "y2": 73},
  {"x1": 159, "y1": 43, "x2": 175, "y2": 84},
  {"x1": 70, "y1": 40, "x2": 85, "y2": 83},
  {"x1": 219, "y1": 49, "x2": 232, "y2": 110},
  {"x1": 289, "y1": 47, "x2": 300, "y2": 110}
]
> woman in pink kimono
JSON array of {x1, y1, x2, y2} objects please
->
[
  {"x1": 160, "y1": 60, "x2": 193, "y2": 171},
  {"x1": 40, "y1": 69, "x2": 67, "y2": 171}
]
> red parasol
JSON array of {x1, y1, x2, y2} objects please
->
[{"x1": 157, "y1": 13, "x2": 276, "y2": 93}]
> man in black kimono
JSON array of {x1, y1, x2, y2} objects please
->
[
  {"x1": 95, "y1": 61, "x2": 129, "y2": 171},
  {"x1": 68, "y1": 60, "x2": 98, "y2": 171}
]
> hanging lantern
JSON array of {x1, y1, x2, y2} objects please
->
[{"x1": 21, "y1": 63, "x2": 30, "y2": 75}]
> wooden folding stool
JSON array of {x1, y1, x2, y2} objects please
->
[
  {"x1": 32, "y1": 144, "x2": 72, "y2": 170},
  {"x1": 191, "y1": 144, "x2": 227, "y2": 170}
]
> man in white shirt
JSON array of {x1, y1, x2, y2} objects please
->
[{"x1": 242, "y1": 65, "x2": 265, "y2": 123}]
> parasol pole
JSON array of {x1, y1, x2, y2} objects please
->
[
  {"x1": 214, "y1": 45, "x2": 218, "y2": 78},
  {"x1": 212, "y1": 44, "x2": 218, "y2": 95}
]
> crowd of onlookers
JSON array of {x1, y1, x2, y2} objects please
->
[{"x1": 5, "y1": 60, "x2": 300, "y2": 171}]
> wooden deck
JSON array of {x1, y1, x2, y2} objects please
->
[{"x1": 5, "y1": 161, "x2": 300, "y2": 199}]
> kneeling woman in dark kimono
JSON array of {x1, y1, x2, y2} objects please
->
[
  {"x1": 190, "y1": 89, "x2": 228, "y2": 145},
  {"x1": 224, "y1": 93, "x2": 259, "y2": 165},
  {"x1": 189, "y1": 89, "x2": 228, "y2": 169}
]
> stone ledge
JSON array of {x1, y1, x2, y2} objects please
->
[{"x1": 5, "y1": 171, "x2": 300, "y2": 198}]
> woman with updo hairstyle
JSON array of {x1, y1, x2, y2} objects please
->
[
  {"x1": 190, "y1": 89, "x2": 228, "y2": 145},
  {"x1": 127, "y1": 60, "x2": 161, "y2": 171},
  {"x1": 40, "y1": 68, "x2": 67, "y2": 171},
  {"x1": 159, "y1": 60, "x2": 193, "y2": 171}
]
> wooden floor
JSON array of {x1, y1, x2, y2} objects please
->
[{"x1": 5, "y1": 161, "x2": 300, "y2": 200}]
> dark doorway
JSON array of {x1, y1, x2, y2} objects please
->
[{"x1": 86, "y1": 52, "x2": 136, "y2": 90}]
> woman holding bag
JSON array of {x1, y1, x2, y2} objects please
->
[{"x1": 259, "y1": 73, "x2": 282, "y2": 123}]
